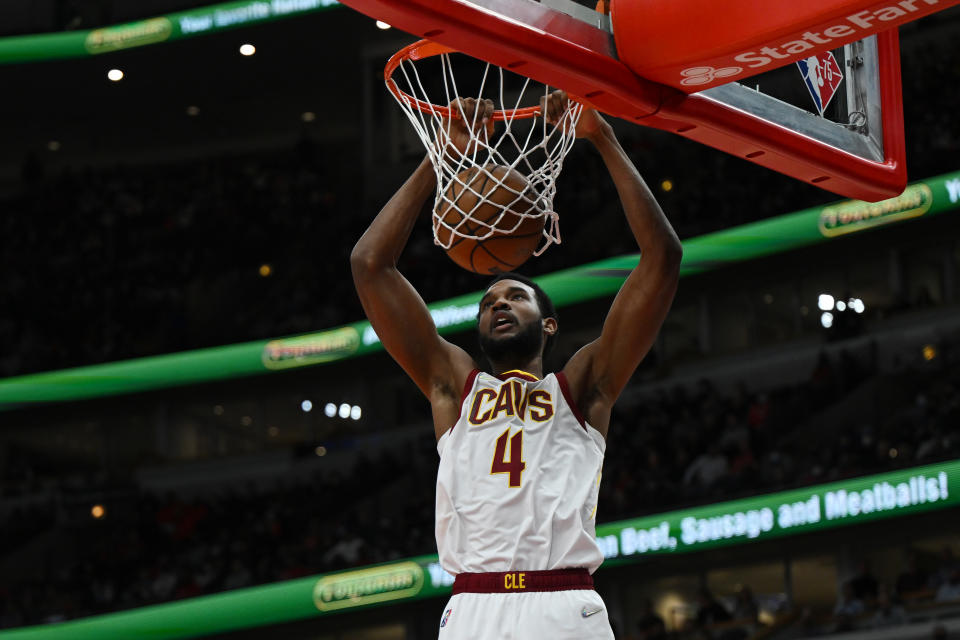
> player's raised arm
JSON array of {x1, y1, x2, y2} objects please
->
[
  {"x1": 350, "y1": 99, "x2": 493, "y2": 437},
  {"x1": 554, "y1": 93, "x2": 683, "y2": 437}
]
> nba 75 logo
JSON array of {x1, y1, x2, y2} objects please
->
[
  {"x1": 796, "y1": 51, "x2": 844, "y2": 117},
  {"x1": 440, "y1": 608, "x2": 452, "y2": 628}
]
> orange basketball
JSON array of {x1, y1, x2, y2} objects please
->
[{"x1": 434, "y1": 165, "x2": 543, "y2": 274}]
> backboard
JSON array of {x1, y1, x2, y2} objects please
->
[{"x1": 338, "y1": 0, "x2": 958, "y2": 201}]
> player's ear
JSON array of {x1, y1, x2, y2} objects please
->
[{"x1": 542, "y1": 317, "x2": 557, "y2": 336}]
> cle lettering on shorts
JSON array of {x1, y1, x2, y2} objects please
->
[{"x1": 504, "y1": 572, "x2": 526, "y2": 589}]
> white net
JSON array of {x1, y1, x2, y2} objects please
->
[{"x1": 387, "y1": 42, "x2": 582, "y2": 256}]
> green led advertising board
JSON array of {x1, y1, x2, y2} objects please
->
[
  {"x1": 0, "y1": 0, "x2": 340, "y2": 65},
  {"x1": 595, "y1": 460, "x2": 957, "y2": 563}
]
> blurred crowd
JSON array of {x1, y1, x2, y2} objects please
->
[
  {"x1": 1, "y1": 335, "x2": 958, "y2": 630},
  {"x1": 629, "y1": 550, "x2": 960, "y2": 640},
  {"x1": 601, "y1": 344, "x2": 960, "y2": 521},
  {"x1": 0, "y1": 443, "x2": 436, "y2": 628}
]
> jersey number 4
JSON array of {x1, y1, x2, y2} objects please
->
[{"x1": 491, "y1": 428, "x2": 526, "y2": 487}]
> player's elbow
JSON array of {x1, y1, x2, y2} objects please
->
[
  {"x1": 350, "y1": 244, "x2": 385, "y2": 276},
  {"x1": 665, "y1": 237, "x2": 683, "y2": 262},
  {"x1": 656, "y1": 240, "x2": 683, "y2": 276}
]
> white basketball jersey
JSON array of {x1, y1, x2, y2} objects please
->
[{"x1": 436, "y1": 369, "x2": 606, "y2": 575}]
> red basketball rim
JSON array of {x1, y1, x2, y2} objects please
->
[{"x1": 385, "y1": 39, "x2": 542, "y2": 121}]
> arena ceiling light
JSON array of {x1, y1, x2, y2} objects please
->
[
  {"x1": 350, "y1": 406, "x2": 362, "y2": 421},
  {"x1": 324, "y1": 403, "x2": 337, "y2": 417},
  {"x1": 300, "y1": 399, "x2": 313, "y2": 412},
  {"x1": 820, "y1": 312, "x2": 834, "y2": 329},
  {"x1": 375, "y1": 20, "x2": 390, "y2": 29},
  {"x1": 107, "y1": 68, "x2": 124, "y2": 81},
  {"x1": 239, "y1": 43, "x2": 256, "y2": 56},
  {"x1": 338, "y1": 403, "x2": 350, "y2": 419},
  {"x1": 817, "y1": 294, "x2": 835, "y2": 311}
]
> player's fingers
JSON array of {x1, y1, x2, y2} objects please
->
[
  {"x1": 539, "y1": 94, "x2": 549, "y2": 123},
  {"x1": 444, "y1": 97, "x2": 464, "y2": 130},
  {"x1": 451, "y1": 97, "x2": 478, "y2": 123},
  {"x1": 548, "y1": 90, "x2": 568, "y2": 123},
  {"x1": 458, "y1": 97, "x2": 492, "y2": 136},
  {"x1": 480, "y1": 99, "x2": 494, "y2": 122},
  {"x1": 479, "y1": 99, "x2": 495, "y2": 137},
  {"x1": 464, "y1": 97, "x2": 482, "y2": 123},
  {"x1": 540, "y1": 94, "x2": 560, "y2": 125}
]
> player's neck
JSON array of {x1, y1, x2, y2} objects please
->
[{"x1": 489, "y1": 356, "x2": 543, "y2": 379}]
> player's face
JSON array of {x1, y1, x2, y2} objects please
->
[{"x1": 477, "y1": 280, "x2": 545, "y2": 359}]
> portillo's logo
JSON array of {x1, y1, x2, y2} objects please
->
[
  {"x1": 84, "y1": 18, "x2": 173, "y2": 54},
  {"x1": 262, "y1": 327, "x2": 360, "y2": 369},
  {"x1": 313, "y1": 562, "x2": 424, "y2": 611},
  {"x1": 818, "y1": 184, "x2": 932, "y2": 237}
]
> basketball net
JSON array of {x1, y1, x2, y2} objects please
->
[{"x1": 386, "y1": 40, "x2": 582, "y2": 255}]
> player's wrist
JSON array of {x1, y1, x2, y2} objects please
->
[{"x1": 584, "y1": 120, "x2": 614, "y2": 146}]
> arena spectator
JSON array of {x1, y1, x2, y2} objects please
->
[
  {"x1": 683, "y1": 444, "x2": 729, "y2": 488},
  {"x1": 897, "y1": 550, "x2": 931, "y2": 597},
  {"x1": 833, "y1": 582, "x2": 865, "y2": 621},
  {"x1": 636, "y1": 597, "x2": 667, "y2": 640},
  {"x1": 848, "y1": 560, "x2": 880, "y2": 604},
  {"x1": 731, "y1": 584, "x2": 759, "y2": 624},
  {"x1": 870, "y1": 588, "x2": 907, "y2": 629},
  {"x1": 695, "y1": 587, "x2": 733, "y2": 628},
  {"x1": 935, "y1": 570, "x2": 960, "y2": 603}
]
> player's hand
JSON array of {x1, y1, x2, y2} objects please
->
[
  {"x1": 439, "y1": 97, "x2": 495, "y2": 159},
  {"x1": 540, "y1": 90, "x2": 605, "y2": 140}
]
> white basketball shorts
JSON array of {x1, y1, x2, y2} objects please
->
[{"x1": 436, "y1": 569, "x2": 614, "y2": 640}]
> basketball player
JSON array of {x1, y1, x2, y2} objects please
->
[{"x1": 351, "y1": 91, "x2": 681, "y2": 639}]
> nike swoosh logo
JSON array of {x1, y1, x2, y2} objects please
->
[{"x1": 581, "y1": 606, "x2": 604, "y2": 618}]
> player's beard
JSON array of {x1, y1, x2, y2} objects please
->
[{"x1": 478, "y1": 317, "x2": 544, "y2": 364}]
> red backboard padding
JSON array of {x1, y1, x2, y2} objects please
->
[
  {"x1": 339, "y1": 0, "x2": 918, "y2": 201},
  {"x1": 612, "y1": 0, "x2": 960, "y2": 91}
]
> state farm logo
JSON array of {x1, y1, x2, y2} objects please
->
[
  {"x1": 674, "y1": 0, "x2": 949, "y2": 87},
  {"x1": 680, "y1": 65, "x2": 742, "y2": 87}
]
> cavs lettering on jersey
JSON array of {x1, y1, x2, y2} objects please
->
[{"x1": 436, "y1": 369, "x2": 606, "y2": 576}]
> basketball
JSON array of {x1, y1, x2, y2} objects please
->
[{"x1": 434, "y1": 164, "x2": 544, "y2": 274}]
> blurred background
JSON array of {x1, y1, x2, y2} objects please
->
[{"x1": 1, "y1": 1, "x2": 959, "y2": 639}]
